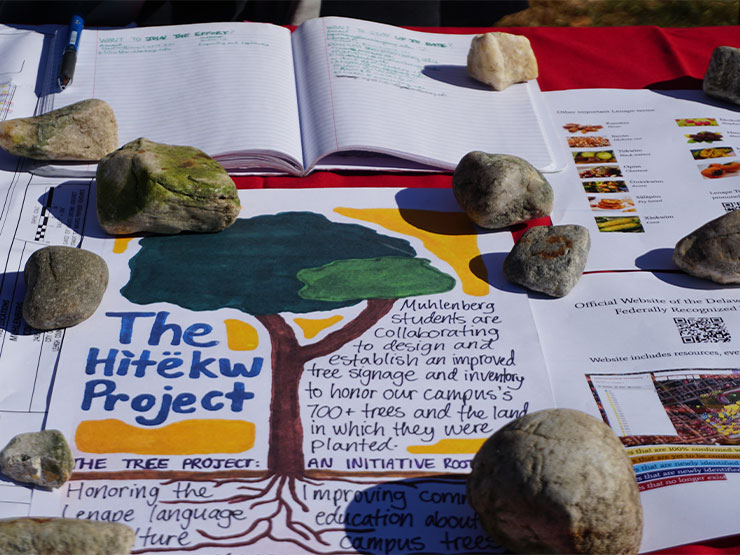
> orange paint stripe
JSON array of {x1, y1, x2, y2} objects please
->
[{"x1": 76, "y1": 419, "x2": 255, "y2": 455}]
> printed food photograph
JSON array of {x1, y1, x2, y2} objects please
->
[
  {"x1": 675, "y1": 117, "x2": 719, "y2": 127},
  {"x1": 567, "y1": 135, "x2": 611, "y2": 148},
  {"x1": 699, "y1": 161, "x2": 740, "y2": 179},
  {"x1": 582, "y1": 180, "x2": 629, "y2": 193},
  {"x1": 685, "y1": 131, "x2": 723, "y2": 143},
  {"x1": 595, "y1": 216, "x2": 644, "y2": 233},
  {"x1": 691, "y1": 147, "x2": 735, "y2": 160},
  {"x1": 578, "y1": 165, "x2": 622, "y2": 178},
  {"x1": 588, "y1": 195, "x2": 636, "y2": 212},
  {"x1": 573, "y1": 150, "x2": 617, "y2": 164},
  {"x1": 563, "y1": 123, "x2": 603, "y2": 134}
]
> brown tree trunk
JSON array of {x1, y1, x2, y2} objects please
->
[{"x1": 256, "y1": 298, "x2": 395, "y2": 476}]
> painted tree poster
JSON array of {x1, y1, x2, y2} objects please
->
[{"x1": 32, "y1": 187, "x2": 556, "y2": 553}]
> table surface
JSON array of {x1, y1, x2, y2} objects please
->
[{"x1": 232, "y1": 24, "x2": 740, "y2": 555}]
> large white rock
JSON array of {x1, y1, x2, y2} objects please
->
[
  {"x1": 467, "y1": 32, "x2": 538, "y2": 90},
  {"x1": 467, "y1": 409, "x2": 643, "y2": 554}
]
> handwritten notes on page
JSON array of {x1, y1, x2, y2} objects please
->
[
  {"x1": 293, "y1": 17, "x2": 565, "y2": 174},
  {"x1": 31, "y1": 187, "x2": 556, "y2": 553},
  {"x1": 51, "y1": 23, "x2": 304, "y2": 174}
]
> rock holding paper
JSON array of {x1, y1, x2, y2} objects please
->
[
  {"x1": 96, "y1": 137, "x2": 241, "y2": 235},
  {"x1": 503, "y1": 224, "x2": 590, "y2": 297},
  {"x1": 673, "y1": 209, "x2": 740, "y2": 284},
  {"x1": 453, "y1": 151, "x2": 553, "y2": 229},
  {"x1": 0, "y1": 430, "x2": 73, "y2": 489},
  {"x1": 23, "y1": 246, "x2": 109, "y2": 330},
  {"x1": 468, "y1": 409, "x2": 643, "y2": 555},
  {"x1": 0, "y1": 518, "x2": 135, "y2": 555},
  {"x1": 0, "y1": 99, "x2": 117, "y2": 160},
  {"x1": 467, "y1": 32, "x2": 538, "y2": 90},
  {"x1": 703, "y1": 46, "x2": 740, "y2": 105}
]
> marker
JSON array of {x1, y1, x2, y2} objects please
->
[{"x1": 57, "y1": 15, "x2": 84, "y2": 90}]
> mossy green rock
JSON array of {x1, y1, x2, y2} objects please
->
[
  {"x1": 0, "y1": 99, "x2": 117, "y2": 160},
  {"x1": 96, "y1": 137, "x2": 241, "y2": 235},
  {"x1": 0, "y1": 430, "x2": 74, "y2": 489}
]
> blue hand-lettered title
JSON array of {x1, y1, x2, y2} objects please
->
[{"x1": 80, "y1": 312, "x2": 262, "y2": 426}]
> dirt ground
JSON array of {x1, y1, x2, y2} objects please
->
[{"x1": 495, "y1": 0, "x2": 739, "y2": 27}]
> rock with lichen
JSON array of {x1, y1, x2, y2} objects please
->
[
  {"x1": 96, "y1": 137, "x2": 241, "y2": 235},
  {"x1": 504, "y1": 224, "x2": 590, "y2": 297},
  {"x1": 0, "y1": 430, "x2": 74, "y2": 489},
  {"x1": 0, "y1": 518, "x2": 135, "y2": 555},
  {"x1": 0, "y1": 99, "x2": 117, "y2": 160}
]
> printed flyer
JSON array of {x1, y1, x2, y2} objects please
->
[
  {"x1": 529, "y1": 270, "x2": 740, "y2": 551},
  {"x1": 30, "y1": 187, "x2": 557, "y2": 554},
  {"x1": 545, "y1": 88, "x2": 740, "y2": 271}
]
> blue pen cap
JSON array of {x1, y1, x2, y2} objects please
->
[{"x1": 68, "y1": 15, "x2": 84, "y2": 50}]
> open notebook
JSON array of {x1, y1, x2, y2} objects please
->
[{"x1": 29, "y1": 17, "x2": 567, "y2": 177}]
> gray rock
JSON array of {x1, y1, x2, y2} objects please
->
[
  {"x1": 0, "y1": 518, "x2": 135, "y2": 555},
  {"x1": 96, "y1": 137, "x2": 241, "y2": 235},
  {"x1": 673, "y1": 209, "x2": 740, "y2": 284},
  {"x1": 703, "y1": 46, "x2": 740, "y2": 105},
  {"x1": 468, "y1": 409, "x2": 643, "y2": 555},
  {"x1": 503, "y1": 224, "x2": 590, "y2": 297},
  {"x1": 0, "y1": 430, "x2": 73, "y2": 489},
  {"x1": 23, "y1": 246, "x2": 108, "y2": 330},
  {"x1": 0, "y1": 99, "x2": 118, "y2": 160},
  {"x1": 453, "y1": 151, "x2": 553, "y2": 229}
]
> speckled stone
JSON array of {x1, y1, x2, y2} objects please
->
[
  {"x1": 467, "y1": 32, "x2": 538, "y2": 91},
  {"x1": 0, "y1": 518, "x2": 135, "y2": 555},
  {"x1": 96, "y1": 137, "x2": 241, "y2": 235},
  {"x1": 703, "y1": 46, "x2": 740, "y2": 105},
  {"x1": 504, "y1": 224, "x2": 590, "y2": 297},
  {"x1": 468, "y1": 409, "x2": 643, "y2": 555},
  {"x1": 23, "y1": 246, "x2": 108, "y2": 330},
  {"x1": 453, "y1": 151, "x2": 553, "y2": 229},
  {"x1": 0, "y1": 99, "x2": 117, "y2": 160},
  {"x1": 0, "y1": 430, "x2": 73, "y2": 489},
  {"x1": 673, "y1": 209, "x2": 740, "y2": 284}
]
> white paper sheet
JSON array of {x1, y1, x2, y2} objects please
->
[
  {"x1": 30, "y1": 187, "x2": 555, "y2": 553},
  {"x1": 544, "y1": 88, "x2": 740, "y2": 271},
  {"x1": 529, "y1": 270, "x2": 740, "y2": 551}
]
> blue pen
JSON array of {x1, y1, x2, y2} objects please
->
[{"x1": 57, "y1": 15, "x2": 84, "y2": 90}]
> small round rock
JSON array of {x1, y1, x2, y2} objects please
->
[
  {"x1": 23, "y1": 246, "x2": 109, "y2": 330},
  {"x1": 453, "y1": 151, "x2": 553, "y2": 229},
  {"x1": 467, "y1": 409, "x2": 643, "y2": 554}
]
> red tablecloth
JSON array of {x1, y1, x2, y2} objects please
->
[{"x1": 234, "y1": 25, "x2": 740, "y2": 554}]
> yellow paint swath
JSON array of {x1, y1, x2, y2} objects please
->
[
  {"x1": 334, "y1": 207, "x2": 488, "y2": 296},
  {"x1": 406, "y1": 438, "x2": 486, "y2": 455},
  {"x1": 112, "y1": 237, "x2": 134, "y2": 254},
  {"x1": 224, "y1": 319, "x2": 259, "y2": 350},
  {"x1": 294, "y1": 315, "x2": 344, "y2": 339},
  {"x1": 76, "y1": 419, "x2": 255, "y2": 455}
]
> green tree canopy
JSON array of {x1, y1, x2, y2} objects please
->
[{"x1": 122, "y1": 212, "x2": 455, "y2": 315}]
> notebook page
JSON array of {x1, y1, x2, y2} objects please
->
[
  {"x1": 46, "y1": 22, "x2": 303, "y2": 173},
  {"x1": 293, "y1": 17, "x2": 562, "y2": 173}
]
